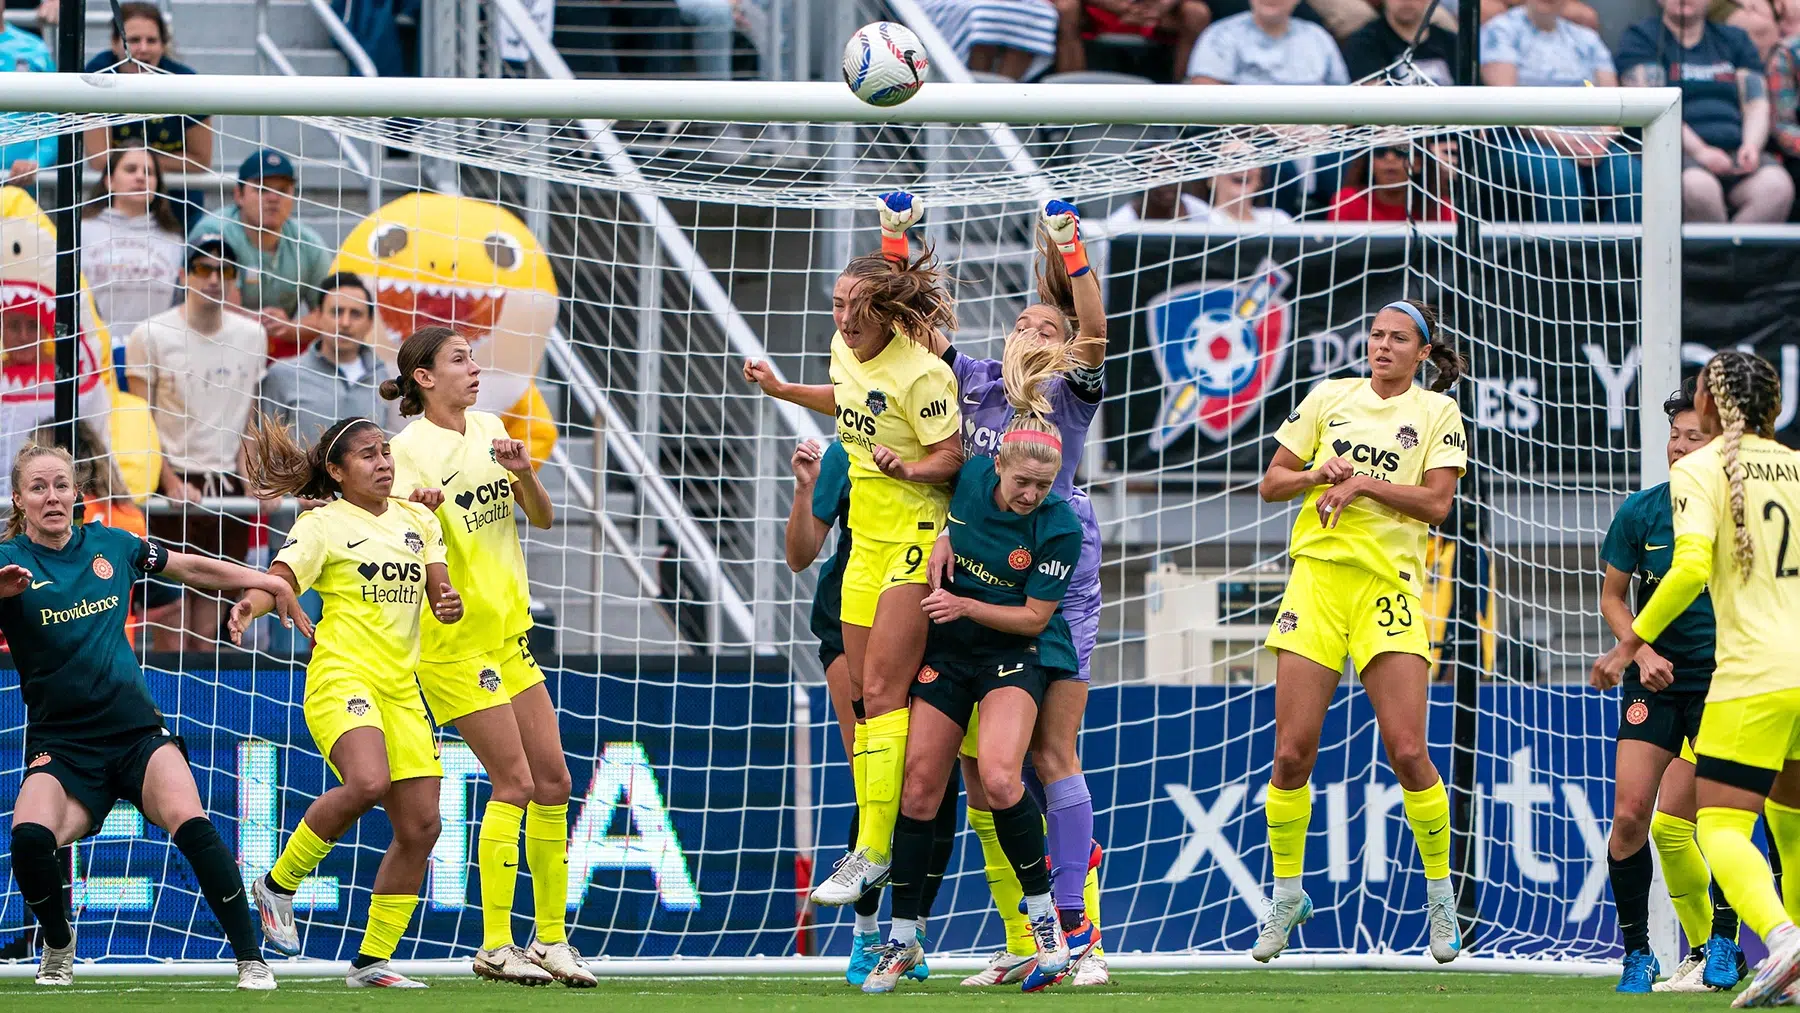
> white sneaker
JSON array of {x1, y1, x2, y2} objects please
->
[
  {"x1": 860, "y1": 940, "x2": 923, "y2": 994},
  {"x1": 473, "y1": 944, "x2": 555, "y2": 985},
  {"x1": 1027, "y1": 913, "x2": 1071, "y2": 980},
  {"x1": 527, "y1": 939, "x2": 597, "y2": 988},
  {"x1": 346, "y1": 959, "x2": 429, "y2": 988},
  {"x1": 1251, "y1": 890, "x2": 1312, "y2": 963},
  {"x1": 237, "y1": 959, "x2": 278, "y2": 991},
  {"x1": 1737, "y1": 929, "x2": 1800, "y2": 1008},
  {"x1": 1426, "y1": 890, "x2": 1462, "y2": 963},
  {"x1": 961, "y1": 950, "x2": 1036, "y2": 986},
  {"x1": 809, "y1": 848, "x2": 890, "y2": 907},
  {"x1": 1070, "y1": 951, "x2": 1111, "y2": 986},
  {"x1": 1656, "y1": 952, "x2": 1710, "y2": 992},
  {"x1": 254, "y1": 875, "x2": 300, "y2": 956},
  {"x1": 35, "y1": 933, "x2": 74, "y2": 986}
]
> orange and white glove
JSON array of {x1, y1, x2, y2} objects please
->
[
  {"x1": 1042, "y1": 198, "x2": 1088, "y2": 277},
  {"x1": 878, "y1": 190, "x2": 922, "y2": 261}
]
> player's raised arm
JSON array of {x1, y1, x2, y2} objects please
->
[
  {"x1": 494, "y1": 437, "x2": 554, "y2": 529},
  {"x1": 165, "y1": 550, "x2": 312, "y2": 638},
  {"x1": 1038, "y1": 199, "x2": 1106, "y2": 366},
  {"x1": 743, "y1": 358, "x2": 837, "y2": 415},
  {"x1": 785, "y1": 439, "x2": 832, "y2": 572}
]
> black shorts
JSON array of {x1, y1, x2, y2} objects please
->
[
  {"x1": 1618, "y1": 686, "x2": 1707, "y2": 755},
  {"x1": 818, "y1": 639, "x2": 844, "y2": 674},
  {"x1": 22, "y1": 726, "x2": 185, "y2": 837},
  {"x1": 910, "y1": 657, "x2": 1054, "y2": 731}
]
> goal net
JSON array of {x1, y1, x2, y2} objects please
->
[{"x1": 0, "y1": 74, "x2": 1681, "y2": 969}]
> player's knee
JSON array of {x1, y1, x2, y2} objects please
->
[
  {"x1": 1612, "y1": 800, "x2": 1655, "y2": 849},
  {"x1": 900, "y1": 771, "x2": 943, "y2": 821},
  {"x1": 393, "y1": 810, "x2": 442, "y2": 851},
  {"x1": 533, "y1": 760, "x2": 572, "y2": 806},
  {"x1": 491, "y1": 763, "x2": 534, "y2": 808},
  {"x1": 1272, "y1": 740, "x2": 1317, "y2": 785},
  {"x1": 342, "y1": 770, "x2": 391, "y2": 810},
  {"x1": 1032, "y1": 741, "x2": 1080, "y2": 784},
  {"x1": 11, "y1": 822, "x2": 57, "y2": 863},
  {"x1": 1385, "y1": 739, "x2": 1434, "y2": 786},
  {"x1": 978, "y1": 765, "x2": 1025, "y2": 811}
]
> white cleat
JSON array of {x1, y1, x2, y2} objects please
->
[
  {"x1": 1027, "y1": 913, "x2": 1072, "y2": 981},
  {"x1": 473, "y1": 944, "x2": 555, "y2": 985},
  {"x1": 1655, "y1": 952, "x2": 1709, "y2": 992},
  {"x1": 253, "y1": 875, "x2": 301, "y2": 956},
  {"x1": 346, "y1": 959, "x2": 429, "y2": 988},
  {"x1": 961, "y1": 950, "x2": 1036, "y2": 986},
  {"x1": 809, "y1": 848, "x2": 891, "y2": 907},
  {"x1": 1426, "y1": 890, "x2": 1462, "y2": 963},
  {"x1": 1251, "y1": 890, "x2": 1312, "y2": 962},
  {"x1": 237, "y1": 959, "x2": 278, "y2": 991},
  {"x1": 35, "y1": 934, "x2": 74, "y2": 986},
  {"x1": 1070, "y1": 951, "x2": 1112, "y2": 987},
  {"x1": 1737, "y1": 931, "x2": 1800, "y2": 1008},
  {"x1": 528, "y1": 939, "x2": 597, "y2": 988},
  {"x1": 860, "y1": 940, "x2": 924, "y2": 994}
]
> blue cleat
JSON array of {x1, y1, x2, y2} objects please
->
[
  {"x1": 1706, "y1": 935, "x2": 1748, "y2": 991},
  {"x1": 846, "y1": 931, "x2": 882, "y2": 986},
  {"x1": 904, "y1": 932, "x2": 931, "y2": 981},
  {"x1": 1617, "y1": 948, "x2": 1660, "y2": 993},
  {"x1": 1021, "y1": 917, "x2": 1092, "y2": 993}
]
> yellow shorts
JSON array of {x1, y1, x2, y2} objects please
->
[
  {"x1": 960, "y1": 703, "x2": 982, "y2": 759},
  {"x1": 1680, "y1": 738, "x2": 1697, "y2": 765},
  {"x1": 840, "y1": 536, "x2": 934, "y2": 627},
  {"x1": 1264, "y1": 556, "x2": 1430, "y2": 675},
  {"x1": 1694, "y1": 688, "x2": 1800, "y2": 772},
  {"x1": 305, "y1": 672, "x2": 441, "y2": 783},
  {"x1": 416, "y1": 635, "x2": 546, "y2": 726}
]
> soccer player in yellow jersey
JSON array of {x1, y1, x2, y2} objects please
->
[
  {"x1": 745, "y1": 197, "x2": 962, "y2": 904},
  {"x1": 1255, "y1": 300, "x2": 1468, "y2": 964},
  {"x1": 1594, "y1": 351, "x2": 1800, "y2": 1008},
  {"x1": 376, "y1": 326, "x2": 592, "y2": 987},
  {"x1": 233, "y1": 415, "x2": 464, "y2": 989}
]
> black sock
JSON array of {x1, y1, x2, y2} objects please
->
[
  {"x1": 1609, "y1": 844, "x2": 1653, "y2": 954},
  {"x1": 887, "y1": 815, "x2": 935, "y2": 924},
  {"x1": 1060, "y1": 908, "x2": 1085, "y2": 932},
  {"x1": 918, "y1": 765, "x2": 961, "y2": 920},
  {"x1": 261, "y1": 872, "x2": 296, "y2": 898},
  {"x1": 1712, "y1": 879, "x2": 1741, "y2": 942},
  {"x1": 848, "y1": 808, "x2": 883, "y2": 919},
  {"x1": 173, "y1": 817, "x2": 262, "y2": 962},
  {"x1": 352, "y1": 953, "x2": 383, "y2": 969},
  {"x1": 11, "y1": 823, "x2": 70, "y2": 949},
  {"x1": 991, "y1": 796, "x2": 1052, "y2": 899}
]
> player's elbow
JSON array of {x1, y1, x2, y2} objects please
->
[
  {"x1": 1425, "y1": 490, "x2": 1455, "y2": 526},
  {"x1": 1258, "y1": 469, "x2": 1290, "y2": 504}
]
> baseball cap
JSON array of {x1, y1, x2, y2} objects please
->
[
  {"x1": 237, "y1": 148, "x2": 296, "y2": 183},
  {"x1": 188, "y1": 233, "x2": 231, "y2": 268}
]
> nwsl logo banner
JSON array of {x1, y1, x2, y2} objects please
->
[{"x1": 1143, "y1": 260, "x2": 1293, "y2": 449}]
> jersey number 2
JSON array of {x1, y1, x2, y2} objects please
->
[{"x1": 1765, "y1": 501, "x2": 1800, "y2": 578}]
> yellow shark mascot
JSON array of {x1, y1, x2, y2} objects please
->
[{"x1": 332, "y1": 193, "x2": 558, "y2": 465}]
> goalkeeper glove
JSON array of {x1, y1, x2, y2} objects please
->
[
  {"x1": 1042, "y1": 198, "x2": 1089, "y2": 277},
  {"x1": 878, "y1": 191, "x2": 922, "y2": 261}
]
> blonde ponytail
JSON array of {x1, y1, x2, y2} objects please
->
[{"x1": 1702, "y1": 351, "x2": 1783, "y2": 580}]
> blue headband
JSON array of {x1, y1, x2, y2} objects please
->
[{"x1": 1382, "y1": 301, "x2": 1432, "y2": 345}]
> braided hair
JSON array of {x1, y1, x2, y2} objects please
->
[{"x1": 1702, "y1": 350, "x2": 1782, "y2": 579}]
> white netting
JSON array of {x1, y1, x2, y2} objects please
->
[{"x1": 0, "y1": 87, "x2": 1664, "y2": 966}]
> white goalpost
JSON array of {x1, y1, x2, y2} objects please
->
[{"x1": 0, "y1": 72, "x2": 1681, "y2": 975}]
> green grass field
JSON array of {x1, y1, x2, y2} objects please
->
[{"x1": 0, "y1": 972, "x2": 1742, "y2": 1012}]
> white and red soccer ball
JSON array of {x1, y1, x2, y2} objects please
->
[{"x1": 842, "y1": 22, "x2": 929, "y2": 107}]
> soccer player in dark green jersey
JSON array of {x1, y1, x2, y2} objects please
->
[
  {"x1": 858, "y1": 394, "x2": 1083, "y2": 994},
  {"x1": 0, "y1": 442, "x2": 308, "y2": 989}
]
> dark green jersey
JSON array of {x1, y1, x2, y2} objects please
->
[
  {"x1": 0, "y1": 524, "x2": 168, "y2": 738},
  {"x1": 809, "y1": 442, "x2": 853, "y2": 658},
  {"x1": 1600, "y1": 481, "x2": 1717, "y2": 691},
  {"x1": 931, "y1": 457, "x2": 1083, "y2": 672}
]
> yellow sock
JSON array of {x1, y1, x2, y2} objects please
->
[
  {"x1": 1402, "y1": 780, "x2": 1452, "y2": 882},
  {"x1": 359, "y1": 893, "x2": 420, "y2": 961},
  {"x1": 1698, "y1": 806, "x2": 1791, "y2": 940},
  {"x1": 1084, "y1": 859, "x2": 1104, "y2": 957},
  {"x1": 269, "y1": 820, "x2": 335, "y2": 892},
  {"x1": 1265, "y1": 783, "x2": 1311, "y2": 880},
  {"x1": 969, "y1": 806, "x2": 1034, "y2": 958},
  {"x1": 525, "y1": 802, "x2": 570, "y2": 945},
  {"x1": 855, "y1": 708, "x2": 909, "y2": 864},
  {"x1": 852, "y1": 722, "x2": 870, "y2": 814},
  {"x1": 477, "y1": 800, "x2": 525, "y2": 951},
  {"x1": 1766, "y1": 799, "x2": 1800, "y2": 925},
  {"x1": 1650, "y1": 811, "x2": 1715, "y2": 949}
]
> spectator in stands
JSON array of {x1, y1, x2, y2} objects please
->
[
  {"x1": 190, "y1": 150, "x2": 332, "y2": 360},
  {"x1": 1768, "y1": 29, "x2": 1800, "y2": 199},
  {"x1": 676, "y1": 0, "x2": 742, "y2": 80},
  {"x1": 917, "y1": 0, "x2": 1063, "y2": 79},
  {"x1": 1104, "y1": 181, "x2": 1211, "y2": 226},
  {"x1": 259, "y1": 273, "x2": 390, "y2": 441},
  {"x1": 1482, "y1": 0, "x2": 1601, "y2": 32},
  {"x1": 81, "y1": 146, "x2": 186, "y2": 361},
  {"x1": 125, "y1": 235, "x2": 266, "y2": 649},
  {"x1": 1049, "y1": 1, "x2": 1214, "y2": 82},
  {"x1": 1708, "y1": 0, "x2": 1799, "y2": 60},
  {"x1": 1342, "y1": 0, "x2": 1457, "y2": 83},
  {"x1": 1198, "y1": 157, "x2": 1295, "y2": 223},
  {"x1": 0, "y1": 20, "x2": 55, "y2": 191},
  {"x1": 1187, "y1": 0, "x2": 1347, "y2": 85},
  {"x1": 1618, "y1": 0, "x2": 1793, "y2": 222},
  {"x1": 81, "y1": 4, "x2": 214, "y2": 186},
  {"x1": 1480, "y1": 0, "x2": 1640, "y2": 222},
  {"x1": 1326, "y1": 143, "x2": 1456, "y2": 220}
]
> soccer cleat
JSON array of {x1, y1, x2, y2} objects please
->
[
  {"x1": 860, "y1": 940, "x2": 923, "y2": 994},
  {"x1": 1734, "y1": 929, "x2": 1800, "y2": 1008},
  {"x1": 1071, "y1": 950, "x2": 1112, "y2": 987},
  {"x1": 810, "y1": 848, "x2": 890, "y2": 907},
  {"x1": 237, "y1": 959, "x2": 278, "y2": 991},
  {"x1": 846, "y1": 931, "x2": 883, "y2": 986},
  {"x1": 1616, "y1": 948, "x2": 1659, "y2": 993},
  {"x1": 1022, "y1": 916, "x2": 1093, "y2": 992},
  {"x1": 1019, "y1": 913, "x2": 1072, "y2": 992},
  {"x1": 346, "y1": 959, "x2": 428, "y2": 988},
  {"x1": 35, "y1": 934, "x2": 74, "y2": 986},
  {"x1": 474, "y1": 944, "x2": 555, "y2": 985},
  {"x1": 961, "y1": 950, "x2": 1036, "y2": 986},
  {"x1": 527, "y1": 939, "x2": 597, "y2": 988},
  {"x1": 254, "y1": 874, "x2": 301, "y2": 956},
  {"x1": 1426, "y1": 890, "x2": 1462, "y2": 963},
  {"x1": 1708, "y1": 935, "x2": 1750, "y2": 990},
  {"x1": 903, "y1": 931, "x2": 931, "y2": 981},
  {"x1": 1251, "y1": 890, "x2": 1312, "y2": 962},
  {"x1": 1089, "y1": 839, "x2": 1104, "y2": 871},
  {"x1": 1654, "y1": 951, "x2": 1709, "y2": 992}
]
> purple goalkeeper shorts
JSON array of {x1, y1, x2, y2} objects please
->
[{"x1": 1063, "y1": 581, "x2": 1101, "y2": 684}]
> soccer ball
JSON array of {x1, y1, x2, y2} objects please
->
[{"x1": 842, "y1": 22, "x2": 929, "y2": 108}]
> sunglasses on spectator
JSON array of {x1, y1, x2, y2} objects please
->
[
  {"x1": 1374, "y1": 146, "x2": 1410, "y2": 158},
  {"x1": 188, "y1": 262, "x2": 240, "y2": 280}
]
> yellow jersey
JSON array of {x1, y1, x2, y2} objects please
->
[
  {"x1": 829, "y1": 330, "x2": 961, "y2": 544},
  {"x1": 274, "y1": 497, "x2": 446, "y2": 685},
  {"x1": 1670, "y1": 434, "x2": 1800, "y2": 702},
  {"x1": 1274, "y1": 377, "x2": 1467, "y2": 595},
  {"x1": 390, "y1": 410, "x2": 534, "y2": 662}
]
